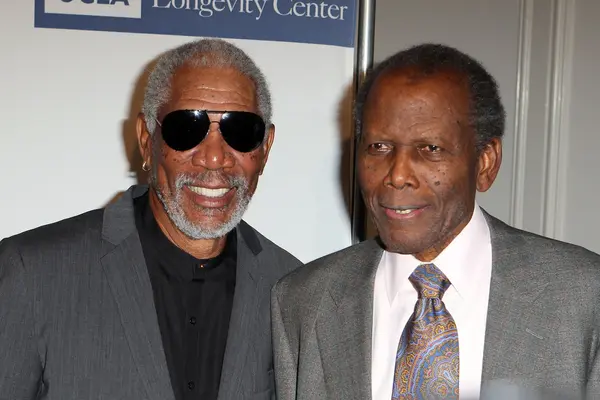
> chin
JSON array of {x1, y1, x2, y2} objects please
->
[
  {"x1": 381, "y1": 242, "x2": 420, "y2": 255},
  {"x1": 378, "y1": 232, "x2": 425, "y2": 255},
  {"x1": 187, "y1": 216, "x2": 229, "y2": 231},
  {"x1": 189, "y1": 205, "x2": 230, "y2": 218}
]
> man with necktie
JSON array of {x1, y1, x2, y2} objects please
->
[{"x1": 271, "y1": 43, "x2": 600, "y2": 399}]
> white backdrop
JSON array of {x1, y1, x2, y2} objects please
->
[{"x1": 0, "y1": 2, "x2": 356, "y2": 263}]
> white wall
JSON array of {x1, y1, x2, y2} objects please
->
[{"x1": 0, "y1": 2, "x2": 355, "y2": 263}]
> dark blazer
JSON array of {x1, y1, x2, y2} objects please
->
[
  {"x1": 0, "y1": 185, "x2": 302, "y2": 400},
  {"x1": 272, "y1": 211, "x2": 600, "y2": 400}
]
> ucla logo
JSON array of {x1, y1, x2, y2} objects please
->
[{"x1": 45, "y1": 0, "x2": 142, "y2": 18}]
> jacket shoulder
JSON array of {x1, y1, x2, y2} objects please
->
[
  {"x1": 0, "y1": 209, "x2": 105, "y2": 262},
  {"x1": 492, "y1": 216, "x2": 600, "y2": 261},
  {"x1": 490, "y1": 215, "x2": 600, "y2": 286},
  {"x1": 520, "y1": 230, "x2": 600, "y2": 284},
  {"x1": 274, "y1": 240, "x2": 375, "y2": 303},
  {"x1": 272, "y1": 240, "x2": 378, "y2": 332}
]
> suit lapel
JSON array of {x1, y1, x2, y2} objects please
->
[
  {"x1": 100, "y1": 186, "x2": 175, "y2": 400},
  {"x1": 316, "y1": 240, "x2": 383, "y2": 400},
  {"x1": 481, "y1": 214, "x2": 550, "y2": 385},
  {"x1": 218, "y1": 224, "x2": 267, "y2": 400}
]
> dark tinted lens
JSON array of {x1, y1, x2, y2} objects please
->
[
  {"x1": 219, "y1": 112, "x2": 266, "y2": 152},
  {"x1": 161, "y1": 110, "x2": 210, "y2": 152}
]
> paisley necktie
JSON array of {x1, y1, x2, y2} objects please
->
[{"x1": 391, "y1": 263, "x2": 459, "y2": 399}]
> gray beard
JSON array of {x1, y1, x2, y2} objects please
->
[{"x1": 151, "y1": 170, "x2": 251, "y2": 240}]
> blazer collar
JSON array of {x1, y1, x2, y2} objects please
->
[
  {"x1": 102, "y1": 185, "x2": 146, "y2": 245},
  {"x1": 99, "y1": 186, "x2": 175, "y2": 400},
  {"x1": 315, "y1": 239, "x2": 383, "y2": 400},
  {"x1": 327, "y1": 238, "x2": 383, "y2": 308},
  {"x1": 101, "y1": 184, "x2": 265, "y2": 400}
]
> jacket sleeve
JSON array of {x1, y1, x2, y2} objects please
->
[
  {"x1": 0, "y1": 239, "x2": 43, "y2": 399},
  {"x1": 271, "y1": 280, "x2": 298, "y2": 400}
]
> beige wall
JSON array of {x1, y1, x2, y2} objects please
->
[{"x1": 562, "y1": 0, "x2": 600, "y2": 252}]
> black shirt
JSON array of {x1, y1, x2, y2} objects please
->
[{"x1": 134, "y1": 193, "x2": 237, "y2": 400}]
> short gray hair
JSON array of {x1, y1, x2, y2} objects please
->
[{"x1": 142, "y1": 38, "x2": 272, "y2": 134}]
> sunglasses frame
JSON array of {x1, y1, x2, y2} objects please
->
[{"x1": 154, "y1": 109, "x2": 267, "y2": 153}]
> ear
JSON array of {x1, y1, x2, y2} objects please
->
[
  {"x1": 136, "y1": 113, "x2": 153, "y2": 166},
  {"x1": 476, "y1": 137, "x2": 502, "y2": 192},
  {"x1": 258, "y1": 124, "x2": 275, "y2": 175}
]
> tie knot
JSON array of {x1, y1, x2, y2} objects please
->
[{"x1": 409, "y1": 263, "x2": 451, "y2": 299}]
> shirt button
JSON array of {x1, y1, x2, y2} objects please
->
[
  {"x1": 188, "y1": 381, "x2": 195, "y2": 390},
  {"x1": 189, "y1": 316, "x2": 196, "y2": 325}
]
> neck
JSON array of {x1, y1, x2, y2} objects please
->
[
  {"x1": 413, "y1": 205, "x2": 476, "y2": 262},
  {"x1": 148, "y1": 189, "x2": 227, "y2": 259}
]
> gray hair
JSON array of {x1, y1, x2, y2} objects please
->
[{"x1": 142, "y1": 38, "x2": 272, "y2": 134}]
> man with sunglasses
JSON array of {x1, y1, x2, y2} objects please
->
[{"x1": 0, "y1": 39, "x2": 301, "y2": 400}]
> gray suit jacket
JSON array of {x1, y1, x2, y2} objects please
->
[
  {"x1": 0, "y1": 185, "x2": 302, "y2": 400},
  {"x1": 272, "y1": 211, "x2": 600, "y2": 400}
]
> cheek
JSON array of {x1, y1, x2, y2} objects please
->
[
  {"x1": 247, "y1": 151, "x2": 260, "y2": 162},
  {"x1": 155, "y1": 147, "x2": 189, "y2": 185},
  {"x1": 237, "y1": 153, "x2": 264, "y2": 186},
  {"x1": 421, "y1": 165, "x2": 447, "y2": 189},
  {"x1": 424, "y1": 165, "x2": 471, "y2": 203},
  {"x1": 358, "y1": 157, "x2": 387, "y2": 191}
]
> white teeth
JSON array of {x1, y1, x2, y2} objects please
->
[
  {"x1": 395, "y1": 209, "x2": 414, "y2": 215},
  {"x1": 188, "y1": 186, "x2": 230, "y2": 198}
]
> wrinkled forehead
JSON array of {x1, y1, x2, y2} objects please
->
[
  {"x1": 365, "y1": 68, "x2": 471, "y2": 120},
  {"x1": 166, "y1": 65, "x2": 258, "y2": 112},
  {"x1": 171, "y1": 64, "x2": 257, "y2": 94}
]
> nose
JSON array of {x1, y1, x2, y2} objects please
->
[
  {"x1": 191, "y1": 122, "x2": 235, "y2": 170},
  {"x1": 385, "y1": 147, "x2": 419, "y2": 189}
]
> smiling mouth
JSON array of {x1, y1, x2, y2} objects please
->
[
  {"x1": 390, "y1": 206, "x2": 424, "y2": 213},
  {"x1": 187, "y1": 185, "x2": 232, "y2": 198},
  {"x1": 393, "y1": 208, "x2": 419, "y2": 215},
  {"x1": 382, "y1": 205, "x2": 428, "y2": 219}
]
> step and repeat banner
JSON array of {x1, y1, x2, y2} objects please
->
[{"x1": 0, "y1": 0, "x2": 357, "y2": 263}]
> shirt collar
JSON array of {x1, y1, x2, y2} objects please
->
[
  {"x1": 382, "y1": 203, "x2": 491, "y2": 301},
  {"x1": 430, "y1": 204, "x2": 491, "y2": 298}
]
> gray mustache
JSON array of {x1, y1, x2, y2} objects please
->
[{"x1": 174, "y1": 172, "x2": 248, "y2": 189}]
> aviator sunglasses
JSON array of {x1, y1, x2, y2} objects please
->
[{"x1": 155, "y1": 109, "x2": 267, "y2": 153}]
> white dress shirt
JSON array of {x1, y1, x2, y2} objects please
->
[{"x1": 371, "y1": 205, "x2": 492, "y2": 400}]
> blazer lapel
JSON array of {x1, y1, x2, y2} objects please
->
[
  {"x1": 481, "y1": 214, "x2": 550, "y2": 386},
  {"x1": 316, "y1": 239, "x2": 383, "y2": 400},
  {"x1": 100, "y1": 186, "x2": 175, "y2": 400},
  {"x1": 218, "y1": 224, "x2": 268, "y2": 400}
]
